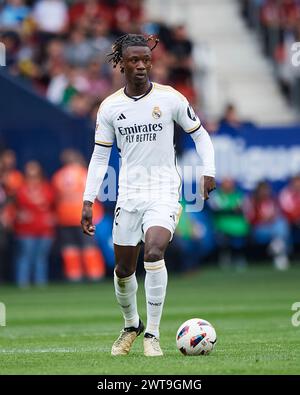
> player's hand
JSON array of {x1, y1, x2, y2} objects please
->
[
  {"x1": 202, "y1": 176, "x2": 216, "y2": 200},
  {"x1": 81, "y1": 201, "x2": 96, "y2": 236}
]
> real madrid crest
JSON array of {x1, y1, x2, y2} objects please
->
[{"x1": 152, "y1": 106, "x2": 162, "y2": 119}]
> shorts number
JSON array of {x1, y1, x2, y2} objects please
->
[{"x1": 114, "y1": 207, "x2": 121, "y2": 226}]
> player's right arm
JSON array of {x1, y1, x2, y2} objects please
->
[{"x1": 81, "y1": 104, "x2": 115, "y2": 236}]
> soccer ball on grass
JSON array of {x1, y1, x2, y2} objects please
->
[{"x1": 176, "y1": 318, "x2": 217, "y2": 356}]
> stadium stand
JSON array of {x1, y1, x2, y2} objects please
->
[
  {"x1": 0, "y1": 0, "x2": 200, "y2": 123},
  {"x1": 145, "y1": 0, "x2": 298, "y2": 124},
  {"x1": 240, "y1": 0, "x2": 300, "y2": 117}
]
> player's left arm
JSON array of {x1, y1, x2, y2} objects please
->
[
  {"x1": 190, "y1": 126, "x2": 216, "y2": 200},
  {"x1": 173, "y1": 93, "x2": 216, "y2": 200},
  {"x1": 203, "y1": 176, "x2": 216, "y2": 200}
]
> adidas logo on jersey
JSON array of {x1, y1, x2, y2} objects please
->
[{"x1": 117, "y1": 113, "x2": 126, "y2": 120}]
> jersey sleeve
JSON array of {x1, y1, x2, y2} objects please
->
[
  {"x1": 173, "y1": 92, "x2": 201, "y2": 134},
  {"x1": 94, "y1": 104, "x2": 115, "y2": 147}
]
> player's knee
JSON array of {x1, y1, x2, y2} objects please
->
[
  {"x1": 144, "y1": 246, "x2": 164, "y2": 262},
  {"x1": 115, "y1": 264, "x2": 134, "y2": 278}
]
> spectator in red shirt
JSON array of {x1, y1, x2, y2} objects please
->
[
  {"x1": 245, "y1": 181, "x2": 290, "y2": 270},
  {"x1": 52, "y1": 149, "x2": 105, "y2": 282},
  {"x1": 68, "y1": 0, "x2": 113, "y2": 30},
  {"x1": 1, "y1": 149, "x2": 24, "y2": 198},
  {"x1": 279, "y1": 175, "x2": 300, "y2": 249},
  {"x1": 14, "y1": 161, "x2": 55, "y2": 288}
]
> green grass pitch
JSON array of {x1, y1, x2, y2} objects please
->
[{"x1": 0, "y1": 265, "x2": 300, "y2": 375}]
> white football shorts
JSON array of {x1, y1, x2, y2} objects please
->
[{"x1": 112, "y1": 199, "x2": 182, "y2": 246}]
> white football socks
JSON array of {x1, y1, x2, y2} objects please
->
[
  {"x1": 144, "y1": 259, "x2": 168, "y2": 339},
  {"x1": 114, "y1": 270, "x2": 140, "y2": 329}
]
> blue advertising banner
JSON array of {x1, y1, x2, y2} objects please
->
[{"x1": 179, "y1": 125, "x2": 300, "y2": 190}]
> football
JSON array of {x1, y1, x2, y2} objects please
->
[{"x1": 176, "y1": 318, "x2": 217, "y2": 356}]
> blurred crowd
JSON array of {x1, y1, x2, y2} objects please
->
[
  {"x1": 0, "y1": 148, "x2": 111, "y2": 287},
  {"x1": 240, "y1": 0, "x2": 300, "y2": 114},
  {"x1": 1, "y1": 148, "x2": 300, "y2": 287},
  {"x1": 169, "y1": 174, "x2": 300, "y2": 274},
  {"x1": 0, "y1": 0, "x2": 198, "y2": 121}
]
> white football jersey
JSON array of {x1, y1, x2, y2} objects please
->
[{"x1": 95, "y1": 82, "x2": 201, "y2": 203}]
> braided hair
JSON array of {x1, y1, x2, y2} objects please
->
[{"x1": 107, "y1": 33, "x2": 159, "y2": 73}]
